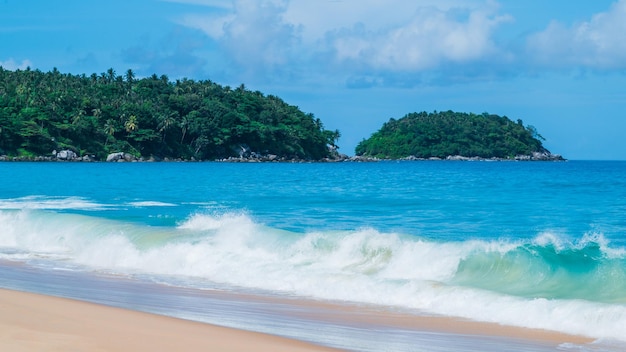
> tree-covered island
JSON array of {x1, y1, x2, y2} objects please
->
[
  {"x1": 355, "y1": 111, "x2": 563, "y2": 161},
  {"x1": 0, "y1": 67, "x2": 340, "y2": 161}
]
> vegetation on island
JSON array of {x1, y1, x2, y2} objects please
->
[
  {"x1": 355, "y1": 111, "x2": 558, "y2": 160},
  {"x1": 0, "y1": 67, "x2": 340, "y2": 161},
  {"x1": 0, "y1": 67, "x2": 563, "y2": 162}
]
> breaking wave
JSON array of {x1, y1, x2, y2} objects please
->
[{"x1": 1, "y1": 209, "x2": 625, "y2": 341}]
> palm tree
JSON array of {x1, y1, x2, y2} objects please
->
[
  {"x1": 92, "y1": 108, "x2": 102, "y2": 121},
  {"x1": 158, "y1": 112, "x2": 176, "y2": 141},
  {"x1": 125, "y1": 69, "x2": 135, "y2": 94},
  {"x1": 179, "y1": 114, "x2": 191, "y2": 143},
  {"x1": 104, "y1": 119, "x2": 115, "y2": 147},
  {"x1": 125, "y1": 69, "x2": 135, "y2": 85},
  {"x1": 106, "y1": 68, "x2": 116, "y2": 84},
  {"x1": 124, "y1": 115, "x2": 138, "y2": 133}
]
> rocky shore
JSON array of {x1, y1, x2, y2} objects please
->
[
  {"x1": 0, "y1": 149, "x2": 565, "y2": 163},
  {"x1": 335, "y1": 151, "x2": 566, "y2": 162},
  {"x1": 401, "y1": 151, "x2": 565, "y2": 162}
]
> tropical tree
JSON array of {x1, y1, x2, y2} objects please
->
[
  {"x1": 106, "y1": 68, "x2": 116, "y2": 84},
  {"x1": 125, "y1": 69, "x2": 135, "y2": 85},
  {"x1": 0, "y1": 67, "x2": 339, "y2": 160},
  {"x1": 157, "y1": 112, "x2": 177, "y2": 141},
  {"x1": 124, "y1": 115, "x2": 138, "y2": 133},
  {"x1": 104, "y1": 119, "x2": 115, "y2": 147}
]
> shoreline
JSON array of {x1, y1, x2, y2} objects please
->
[
  {"x1": 1, "y1": 148, "x2": 565, "y2": 163},
  {"x1": 0, "y1": 286, "x2": 595, "y2": 352},
  {"x1": 0, "y1": 288, "x2": 342, "y2": 352},
  {"x1": 0, "y1": 154, "x2": 566, "y2": 163},
  {"x1": 210, "y1": 289, "x2": 594, "y2": 348}
]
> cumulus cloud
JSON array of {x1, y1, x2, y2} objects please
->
[
  {"x1": 527, "y1": 0, "x2": 626, "y2": 69},
  {"x1": 221, "y1": 0, "x2": 298, "y2": 66},
  {"x1": 283, "y1": 0, "x2": 470, "y2": 45},
  {"x1": 180, "y1": 0, "x2": 299, "y2": 80},
  {"x1": 177, "y1": 0, "x2": 511, "y2": 84},
  {"x1": 328, "y1": 5, "x2": 511, "y2": 72},
  {"x1": 0, "y1": 58, "x2": 33, "y2": 70}
]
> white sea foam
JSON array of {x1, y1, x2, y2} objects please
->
[
  {"x1": 128, "y1": 201, "x2": 178, "y2": 207},
  {"x1": 532, "y1": 231, "x2": 568, "y2": 248},
  {"x1": 533, "y1": 230, "x2": 626, "y2": 259},
  {"x1": 0, "y1": 196, "x2": 108, "y2": 210},
  {"x1": 177, "y1": 212, "x2": 255, "y2": 231},
  {"x1": 1, "y1": 209, "x2": 626, "y2": 342}
]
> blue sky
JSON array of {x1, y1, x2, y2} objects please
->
[{"x1": 2, "y1": 0, "x2": 625, "y2": 159}]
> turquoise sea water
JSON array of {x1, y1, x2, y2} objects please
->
[{"x1": 1, "y1": 161, "x2": 625, "y2": 351}]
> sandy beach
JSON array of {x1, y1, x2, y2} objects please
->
[
  {"x1": 0, "y1": 286, "x2": 596, "y2": 352},
  {"x1": 0, "y1": 288, "x2": 341, "y2": 352}
]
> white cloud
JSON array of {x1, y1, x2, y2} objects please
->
[
  {"x1": 181, "y1": 0, "x2": 297, "y2": 70},
  {"x1": 182, "y1": 0, "x2": 473, "y2": 43},
  {"x1": 223, "y1": 0, "x2": 299, "y2": 69},
  {"x1": 175, "y1": 0, "x2": 512, "y2": 84},
  {"x1": 180, "y1": 13, "x2": 234, "y2": 39},
  {"x1": 527, "y1": 0, "x2": 626, "y2": 69},
  {"x1": 164, "y1": 0, "x2": 626, "y2": 86},
  {"x1": 0, "y1": 58, "x2": 33, "y2": 70},
  {"x1": 283, "y1": 0, "x2": 470, "y2": 45},
  {"x1": 329, "y1": 5, "x2": 511, "y2": 71}
]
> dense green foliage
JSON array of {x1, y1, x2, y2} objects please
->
[
  {"x1": 355, "y1": 111, "x2": 547, "y2": 159},
  {"x1": 0, "y1": 67, "x2": 340, "y2": 160}
]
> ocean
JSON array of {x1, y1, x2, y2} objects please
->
[{"x1": 1, "y1": 160, "x2": 625, "y2": 351}]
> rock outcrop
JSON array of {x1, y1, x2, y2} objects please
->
[
  {"x1": 55, "y1": 150, "x2": 77, "y2": 161},
  {"x1": 106, "y1": 152, "x2": 138, "y2": 162}
]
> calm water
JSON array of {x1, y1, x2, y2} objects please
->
[{"x1": 1, "y1": 161, "x2": 625, "y2": 351}]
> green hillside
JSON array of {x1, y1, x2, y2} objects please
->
[
  {"x1": 356, "y1": 111, "x2": 559, "y2": 160},
  {"x1": 0, "y1": 67, "x2": 340, "y2": 161}
]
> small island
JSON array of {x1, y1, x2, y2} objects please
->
[{"x1": 355, "y1": 111, "x2": 563, "y2": 161}]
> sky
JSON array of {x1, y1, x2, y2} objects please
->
[{"x1": 1, "y1": 0, "x2": 625, "y2": 160}]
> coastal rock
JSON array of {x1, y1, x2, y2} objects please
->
[
  {"x1": 446, "y1": 155, "x2": 470, "y2": 161},
  {"x1": 400, "y1": 155, "x2": 422, "y2": 161},
  {"x1": 55, "y1": 150, "x2": 77, "y2": 161},
  {"x1": 532, "y1": 151, "x2": 564, "y2": 161},
  {"x1": 346, "y1": 155, "x2": 380, "y2": 162},
  {"x1": 80, "y1": 155, "x2": 96, "y2": 162},
  {"x1": 106, "y1": 152, "x2": 137, "y2": 162},
  {"x1": 515, "y1": 152, "x2": 564, "y2": 161},
  {"x1": 106, "y1": 152, "x2": 124, "y2": 162},
  {"x1": 123, "y1": 153, "x2": 138, "y2": 162}
]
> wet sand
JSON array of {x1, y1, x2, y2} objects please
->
[
  {"x1": 0, "y1": 288, "x2": 342, "y2": 352},
  {"x1": 1, "y1": 286, "x2": 596, "y2": 352}
]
